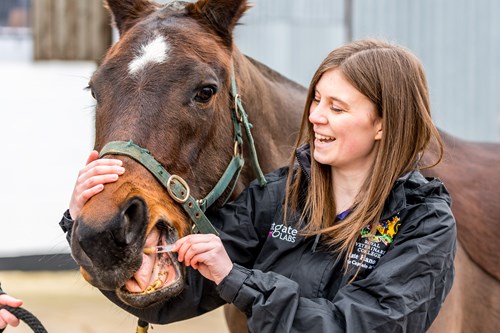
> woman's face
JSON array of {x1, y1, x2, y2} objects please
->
[{"x1": 309, "y1": 68, "x2": 382, "y2": 173}]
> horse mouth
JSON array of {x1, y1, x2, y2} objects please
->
[{"x1": 116, "y1": 221, "x2": 185, "y2": 308}]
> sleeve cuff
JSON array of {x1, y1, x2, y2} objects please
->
[
  {"x1": 216, "y1": 263, "x2": 251, "y2": 304},
  {"x1": 59, "y1": 209, "x2": 74, "y2": 233}
]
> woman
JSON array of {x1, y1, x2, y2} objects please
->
[{"x1": 63, "y1": 39, "x2": 456, "y2": 332}]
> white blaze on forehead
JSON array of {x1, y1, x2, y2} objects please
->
[{"x1": 128, "y1": 35, "x2": 170, "y2": 75}]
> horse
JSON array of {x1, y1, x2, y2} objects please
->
[
  {"x1": 67, "y1": 0, "x2": 500, "y2": 332},
  {"x1": 69, "y1": 0, "x2": 304, "y2": 329},
  {"x1": 424, "y1": 132, "x2": 500, "y2": 333}
]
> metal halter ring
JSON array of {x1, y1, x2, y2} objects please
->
[
  {"x1": 234, "y1": 140, "x2": 242, "y2": 157},
  {"x1": 167, "y1": 175, "x2": 190, "y2": 203},
  {"x1": 234, "y1": 93, "x2": 243, "y2": 121}
]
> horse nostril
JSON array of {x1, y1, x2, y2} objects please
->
[
  {"x1": 70, "y1": 220, "x2": 93, "y2": 267},
  {"x1": 120, "y1": 197, "x2": 148, "y2": 245}
]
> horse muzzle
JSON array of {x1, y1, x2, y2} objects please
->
[
  {"x1": 70, "y1": 195, "x2": 187, "y2": 308},
  {"x1": 70, "y1": 197, "x2": 149, "y2": 290}
]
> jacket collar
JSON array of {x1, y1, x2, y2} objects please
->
[{"x1": 296, "y1": 144, "x2": 312, "y2": 179}]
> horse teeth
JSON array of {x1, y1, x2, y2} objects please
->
[
  {"x1": 143, "y1": 270, "x2": 169, "y2": 294},
  {"x1": 145, "y1": 279, "x2": 162, "y2": 294}
]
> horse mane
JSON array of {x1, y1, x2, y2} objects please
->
[{"x1": 244, "y1": 55, "x2": 306, "y2": 92}]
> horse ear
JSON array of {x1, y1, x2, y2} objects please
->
[
  {"x1": 104, "y1": 0, "x2": 158, "y2": 36},
  {"x1": 186, "y1": 0, "x2": 251, "y2": 48}
]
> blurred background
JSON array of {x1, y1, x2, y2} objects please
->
[{"x1": 0, "y1": 0, "x2": 498, "y2": 332}]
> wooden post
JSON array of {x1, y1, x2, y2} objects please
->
[{"x1": 33, "y1": 0, "x2": 112, "y2": 62}]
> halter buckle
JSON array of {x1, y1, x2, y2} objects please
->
[{"x1": 167, "y1": 175, "x2": 190, "y2": 203}]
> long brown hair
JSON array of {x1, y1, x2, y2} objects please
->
[{"x1": 285, "y1": 39, "x2": 443, "y2": 268}]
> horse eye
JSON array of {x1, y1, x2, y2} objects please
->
[
  {"x1": 194, "y1": 86, "x2": 216, "y2": 103},
  {"x1": 87, "y1": 86, "x2": 97, "y2": 100}
]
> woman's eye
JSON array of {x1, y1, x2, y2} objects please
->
[
  {"x1": 331, "y1": 107, "x2": 343, "y2": 113},
  {"x1": 194, "y1": 86, "x2": 216, "y2": 103}
]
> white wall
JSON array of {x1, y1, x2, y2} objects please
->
[
  {"x1": 235, "y1": 0, "x2": 346, "y2": 87},
  {"x1": 0, "y1": 60, "x2": 96, "y2": 256},
  {"x1": 353, "y1": 0, "x2": 500, "y2": 142}
]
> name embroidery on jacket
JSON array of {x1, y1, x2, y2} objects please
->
[
  {"x1": 348, "y1": 214, "x2": 401, "y2": 271},
  {"x1": 269, "y1": 223, "x2": 298, "y2": 243}
]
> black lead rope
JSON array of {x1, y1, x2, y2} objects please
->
[
  {"x1": 0, "y1": 306, "x2": 47, "y2": 333},
  {"x1": 0, "y1": 283, "x2": 47, "y2": 333}
]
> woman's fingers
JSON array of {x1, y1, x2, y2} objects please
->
[
  {"x1": 0, "y1": 308, "x2": 20, "y2": 328},
  {"x1": 182, "y1": 242, "x2": 215, "y2": 267},
  {"x1": 0, "y1": 295, "x2": 23, "y2": 307},
  {"x1": 174, "y1": 234, "x2": 217, "y2": 263},
  {"x1": 85, "y1": 150, "x2": 99, "y2": 165},
  {"x1": 79, "y1": 161, "x2": 124, "y2": 180},
  {"x1": 174, "y1": 234, "x2": 232, "y2": 284},
  {"x1": 69, "y1": 153, "x2": 124, "y2": 219},
  {"x1": 79, "y1": 166, "x2": 123, "y2": 188}
]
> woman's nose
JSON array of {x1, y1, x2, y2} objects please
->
[{"x1": 308, "y1": 104, "x2": 328, "y2": 125}]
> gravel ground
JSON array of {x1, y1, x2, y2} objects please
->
[{"x1": 0, "y1": 271, "x2": 230, "y2": 333}]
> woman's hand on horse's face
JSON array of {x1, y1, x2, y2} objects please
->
[
  {"x1": 69, "y1": 150, "x2": 125, "y2": 219},
  {"x1": 174, "y1": 234, "x2": 233, "y2": 285},
  {"x1": 0, "y1": 294, "x2": 23, "y2": 329}
]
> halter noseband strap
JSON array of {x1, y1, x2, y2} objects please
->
[{"x1": 99, "y1": 140, "x2": 219, "y2": 235}]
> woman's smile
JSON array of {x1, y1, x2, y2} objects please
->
[{"x1": 315, "y1": 133, "x2": 336, "y2": 148}]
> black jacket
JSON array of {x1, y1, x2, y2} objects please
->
[{"x1": 61, "y1": 145, "x2": 456, "y2": 332}]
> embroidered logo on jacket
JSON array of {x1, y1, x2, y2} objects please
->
[
  {"x1": 348, "y1": 214, "x2": 401, "y2": 272},
  {"x1": 360, "y1": 215, "x2": 401, "y2": 245},
  {"x1": 268, "y1": 223, "x2": 298, "y2": 243}
]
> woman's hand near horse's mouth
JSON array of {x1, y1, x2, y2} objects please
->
[
  {"x1": 175, "y1": 234, "x2": 233, "y2": 285},
  {"x1": 69, "y1": 150, "x2": 125, "y2": 219}
]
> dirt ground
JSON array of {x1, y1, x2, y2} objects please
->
[{"x1": 0, "y1": 271, "x2": 230, "y2": 333}]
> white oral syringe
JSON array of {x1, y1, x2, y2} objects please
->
[{"x1": 143, "y1": 244, "x2": 174, "y2": 254}]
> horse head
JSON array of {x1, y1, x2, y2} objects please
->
[{"x1": 70, "y1": 0, "x2": 259, "y2": 308}]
